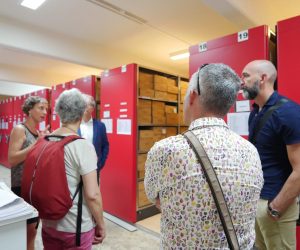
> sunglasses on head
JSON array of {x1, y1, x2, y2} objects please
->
[{"x1": 197, "y1": 63, "x2": 209, "y2": 95}]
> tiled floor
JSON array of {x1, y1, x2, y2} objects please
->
[{"x1": 0, "y1": 164, "x2": 160, "y2": 250}]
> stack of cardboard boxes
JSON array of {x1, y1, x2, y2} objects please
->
[{"x1": 137, "y1": 70, "x2": 181, "y2": 209}]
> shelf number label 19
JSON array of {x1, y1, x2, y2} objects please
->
[
  {"x1": 238, "y1": 30, "x2": 249, "y2": 42},
  {"x1": 198, "y1": 42, "x2": 207, "y2": 53}
]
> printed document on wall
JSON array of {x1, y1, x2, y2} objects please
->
[
  {"x1": 227, "y1": 112, "x2": 250, "y2": 136},
  {"x1": 101, "y1": 119, "x2": 113, "y2": 134},
  {"x1": 117, "y1": 119, "x2": 131, "y2": 135}
]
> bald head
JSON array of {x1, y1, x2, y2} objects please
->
[{"x1": 244, "y1": 60, "x2": 277, "y2": 84}]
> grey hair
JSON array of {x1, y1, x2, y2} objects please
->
[
  {"x1": 83, "y1": 94, "x2": 96, "y2": 108},
  {"x1": 55, "y1": 88, "x2": 87, "y2": 123},
  {"x1": 22, "y1": 96, "x2": 47, "y2": 115},
  {"x1": 188, "y1": 63, "x2": 241, "y2": 116}
]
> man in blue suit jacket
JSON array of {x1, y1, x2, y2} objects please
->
[{"x1": 79, "y1": 94, "x2": 109, "y2": 184}]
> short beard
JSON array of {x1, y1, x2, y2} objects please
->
[{"x1": 242, "y1": 80, "x2": 259, "y2": 100}]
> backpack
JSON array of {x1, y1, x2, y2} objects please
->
[{"x1": 21, "y1": 135, "x2": 82, "y2": 220}]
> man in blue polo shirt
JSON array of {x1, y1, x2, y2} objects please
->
[{"x1": 241, "y1": 59, "x2": 300, "y2": 250}]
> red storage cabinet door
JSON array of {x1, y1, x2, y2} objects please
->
[
  {"x1": 189, "y1": 25, "x2": 270, "y2": 139},
  {"x1": 277, "y1": 15, "x2": 300, "y2": 104},
  {"x1": 50, "y1": 83, "x2": 70, "y2": 131},
  {"x1": 2, "y1": 98, "x2": 14, "y2": 167},
  {"x1": 69, "y1": 75, "x2": 96, "y2": 118},
  {"x1": 0, "y1": 101, "x2": 4, "y2": 165},
  {"x1": 70, "y1": 75, "x2": 95, "y2": 96},
  {"x1": 100, "y1": 64, "x2": 137, "y2": 223},
  {"x1": 189, "y1": 25, "x2": 270, "y2": 77}
]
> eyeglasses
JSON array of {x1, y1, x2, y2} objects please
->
[{"x1": 197, "y1": 63, "x2": 209, "y2": 95}]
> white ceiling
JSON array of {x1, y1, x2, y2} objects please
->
[{"x1": 0, "y1": 0, "x2": 300, "y2": 96}]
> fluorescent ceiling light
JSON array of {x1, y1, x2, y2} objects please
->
[
  {"x1": 21, "y1": 0, "x2": 46, "y2": 10},
  {"x1": 170, "y1": 50, "x2": 190, "y2": 60}
]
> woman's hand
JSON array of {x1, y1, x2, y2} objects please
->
[{"x1": 92, "y1": 223, "x2": 106, "y2": 244}]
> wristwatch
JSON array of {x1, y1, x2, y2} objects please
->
[{"x1": 267, "y1": 201, "x2": 281, "y2": 218}]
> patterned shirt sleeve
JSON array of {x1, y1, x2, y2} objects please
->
[{"x1": 144, "y1": 142, "x2": 163, "y2": 203}]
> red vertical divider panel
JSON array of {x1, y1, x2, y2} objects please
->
[
  {"x1": 0, "y1": 100, "x2": 4, "y2": 165},
  {"x1": 2, "y1": 98, "x2": 14, "y2": 167},
  {"x1": 277, "y1": 15, "x2": 300, "y2": 104},
  {"x1": 100, "y1": 64, "x2": 137, "y2": 223},
  {"x1": 189, "y1": 25, "x2": 272, "y2": 139},
  {"x1": 50, "y1": 83, "x2": 70, "y2": 131}
]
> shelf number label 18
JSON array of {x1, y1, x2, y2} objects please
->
[
  {"x1": 238, "y1": 30, "x2": 249, "y2": 42},
  {"x1": 198, "y1": 42, "x2": 207, "y2": 53}
]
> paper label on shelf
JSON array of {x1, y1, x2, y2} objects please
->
[
  {"x1": 121, "y1": 65, "x2": 127, "y2": 73},
  {"x1": 227, "y1": 112, "x2": 250, "y2": 135},
  {"x1": 198, "y1": 42, "x2": 207, "y2": 52},
  {"x1": 104, "y1": 104, "x2": 110, "y2": 108},
  {"x1": 101, "y1": 119, "x2": 113, "y2": 133},
  {"x1": 103, "y1": 111, "x2": 110, "y2": 118},
  {"x1": 120, "y1": 102, "x2": 127, "y2": 106},
  {"x1": 120, "y1": 114, "x2": 127, "y2": 118},
  {"x1": 236, "y1": 100, "x2": 250, "y2": 112},
  {"x1": 238, "y1": 30, "x2": 249, "y2": 42},
  {"x1": 117, "y1": 119, "x2": 131, "y2": 135},
  {"x1": 120, "y1": 109, "x2": 127, "y2": 112}
]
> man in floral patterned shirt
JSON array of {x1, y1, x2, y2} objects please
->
[{"x1": 144, "y1": 63, "x2": 263, "y2": 249}]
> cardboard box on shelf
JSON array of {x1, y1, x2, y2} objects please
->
[
  {"x1": 138, "y1": 181, "x2": 151, "y2": 208},
  {"x1": 138, "y1": 99, "x2": 151, "y2": 124},
  {"x1": 167, "y1": 93, "x2": 178, "y2": 102},
  {"x1": 166, "y1": 113, "x2": 179, "y2": 125},
  {"x1": 139, "y1": 72, "x2": 153, "y2": 87},
  {"x1": 137, "y1": 154, "x2": 147, "y2": 179},
  {"x1": 167, "y1": 85, "x2": 179, "y2": 94},
  {"x1": 166, "y1": 127, "x2": 178, "y2": 137},
  {"x1": 154, "y1": 75, "x2": 168, "y2": 92},
  {"x1": 154, "y1": 91, "x2": 168, "y2": 100},
  {"x1": 165, "y1": 105, "x2": 177, "y2": 114},
  {"x1": 139, "y1": 88, "x2": 154, "y2": 98},
  {"x1": 165, "y1": 78, "x2": 177, "y2": 86}
]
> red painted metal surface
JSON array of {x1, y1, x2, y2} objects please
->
[
  {"x1": 69, "y1": 75, "x2": 96, "y2": 118},
  {"x1": 189, "y1": 25, "x2": 270, "y2": 77},
  {"x1": 189, "y1": 25, "x2": 270, "y2": 138},
  {"x1": 100, "y1": 64, "x2": 137, "y2": 223},
  {"x1": 50, "y1": 83, "x2": 70, "y2": 131},
  {"x1": 277, "y1": 15, "x2": 300, "y2": 104},
  {"x1": 1, "y1": 98, "x2": 14, "y2": 167}
]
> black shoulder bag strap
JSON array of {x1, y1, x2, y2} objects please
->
[
  {"x1": 72, "y1": 178, "x2": 83, "y2": 246},
  {"x1": 183, "y1": 130, "x2": 240, "y2": 250},
  {"x1": 251, "y1": 98, "x2": 289, "y2": 144}
]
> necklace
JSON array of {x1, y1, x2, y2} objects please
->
[{"x1": 62, "y1": 125, "x2": 78, "y2": 134}]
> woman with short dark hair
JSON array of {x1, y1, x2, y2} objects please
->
[{"x1": 8, "y1": 95, "x2": 49, "y2": 250}]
